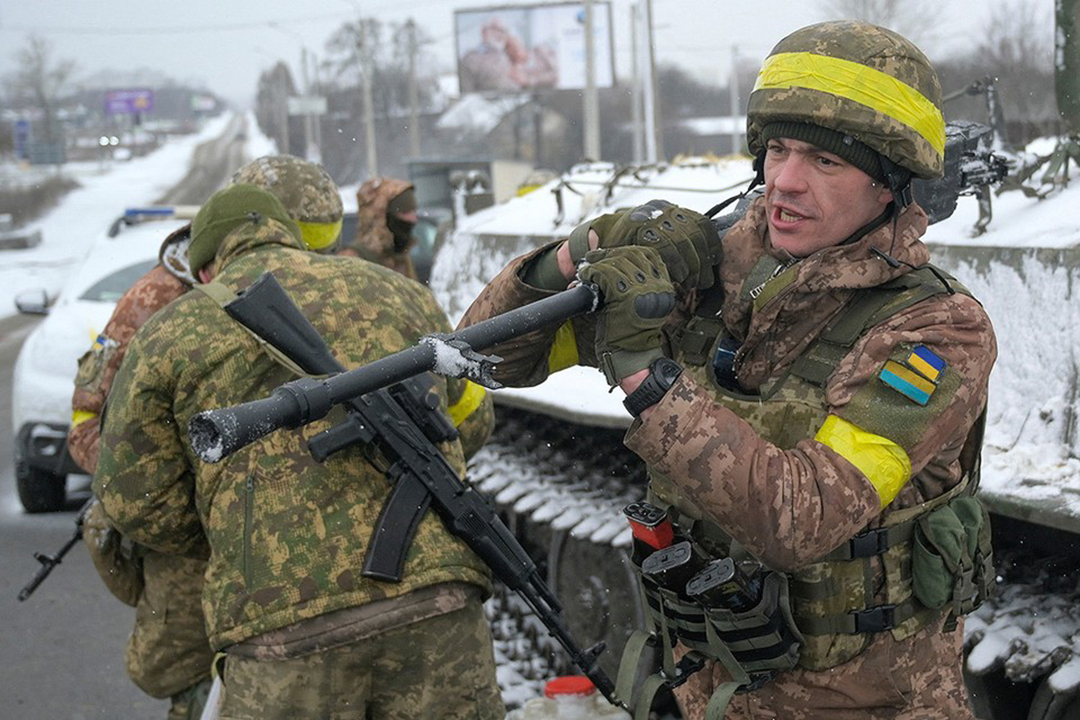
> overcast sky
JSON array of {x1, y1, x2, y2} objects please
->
[{"x1": 0, "y1": 0, "x2": 1053, "y2": 107}]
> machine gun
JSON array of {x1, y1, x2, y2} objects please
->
[
  {"x1": 194, "y1": 273, "x2": 624, "y2": 707},
  {"x1": 17, "y1": 500, "x2": 92, "y2": 601}
]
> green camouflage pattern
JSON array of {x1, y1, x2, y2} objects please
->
[
  {"x1": 168, "y1": 678, "x2": 213, "y2": 720},
  {"x1": 231, "y1": 155, "x2": 344, "y2": 225},
  {"x1": 189, "y1": 185, "x2": 301, "y2": 275},
  {"x1": 94, "y1": 217, "x2": 490, "y2": 650},
  {"x1": 746, "y1": 20, "x2": 944, "y2": 178},
  {"x1": 82, "y1": 497, "x2": 144, "y2": 606},
  {"x1": 217, "y1": 601, "x2": 504, "y2": 720},
  {"x1": 127, "y1": 552, "x2": 214, "y2": 699}
]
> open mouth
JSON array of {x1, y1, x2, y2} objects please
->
[{"x1": 772, "y1": 205, "x2": 810, "y2": 227}]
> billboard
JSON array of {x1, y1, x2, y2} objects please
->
[
  {"x1": 455, "y1": 2, "x2": 614, "y2": 94},
  {"x1": 105, "y1": 89, "x2": 154, "y2": 115}
]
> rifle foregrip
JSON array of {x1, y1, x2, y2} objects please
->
[{"x1": 189, "y1": 378, "x2": 333, "y2": 462}]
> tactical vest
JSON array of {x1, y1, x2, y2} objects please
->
[{"x1": 617, "y1": 260, "x2": 993, "y2": 719}]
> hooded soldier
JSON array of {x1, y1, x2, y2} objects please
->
[{"x1": 338, "y1": 177, "x2": 420, "y2": 281}]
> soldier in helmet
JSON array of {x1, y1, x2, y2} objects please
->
[
  {"x1": 338, "y1": 177, "x2": 421, "y2": 281},
  {"x1": 92, "y1": 182, "x2": 502, "y2": 720},
  {"x1": 458, "y1": 21, "x2": 993, "y2": 719},
  {"x1": 71, "y1": 155, "x2": 346, "y2": 720},
  {"x1": 73, "y1": 155, "x2": 491, "y2": 719}
]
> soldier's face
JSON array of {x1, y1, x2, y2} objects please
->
[{"x1": 763, "y1": 137, "x2": 893, "y2": 257}]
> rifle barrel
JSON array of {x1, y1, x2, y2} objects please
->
[{"x1": 191, "y1": 284, "x2": 597, "y2": 463}]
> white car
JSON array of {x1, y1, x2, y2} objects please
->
[{"x1": 12, "y1": 210, "x2": 191, "y2": 513}]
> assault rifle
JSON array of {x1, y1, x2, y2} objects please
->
[
  {"x1": 192, "y1": 274, "x2": 623, "y2": 707},
  {"x1": 18, "y1": 499, "x2": 92, "y2": 601}
]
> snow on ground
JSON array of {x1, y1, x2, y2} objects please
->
[
  {"x1": 0, "y1": 112, "x2": 232, "y2": 318},
  {"x1": 0, "y1": 110, "x2": 286, "y2": 322}
]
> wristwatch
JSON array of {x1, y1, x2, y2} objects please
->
[{"x1": 623, "y1": 357, "x2": 683, "y2": 417}]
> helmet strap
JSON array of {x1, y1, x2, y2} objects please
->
[
  {"x1": 704, "y1": 153, "x2": 765, "y2": 219},
  {"x1": 879, "y1": 155, "x2": 914, "y2": 209}
]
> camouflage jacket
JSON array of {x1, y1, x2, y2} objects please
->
[
  {"x1": 458, "y1": 198, "x2": 996, "y2": 571},
  {"x1": 94, "y1": 218, "x2": 491, "y2": 650},
  {"x1": 338, "y1": 177, "x2": 417, "y2": 280},
  {"x1": 69, "y1": 264, "x2": 188, "y2": 474}
]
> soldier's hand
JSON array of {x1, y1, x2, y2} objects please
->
[
  {"x1": 577, "y1": 246, "x2": 676, "y2": 385},
  {"x1": 567, "y1": 199, "x2": 722, "y2": 291}
]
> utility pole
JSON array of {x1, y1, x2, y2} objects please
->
[
  {"x1": 583, "y1": 0, "x2": 600, "y2": 160},
  {"x1": 302, "y1": 47, "x2": 316, "y2": 161},
  {"x1": 729, "y1": 45, "x2": 741, "y2": 155},
  {"x1": 358, "y1": 20, "x2": 378, "y2": 178},
  {"x1": 311, "y1": 51, "x2": 323, "y2": 155},
  {"x1": 640, "y1": 0, "x2": 658, "y2": 163},
  {"x1": 406, "y1": 20, "x2": 421, "y2": 158},
  {"x1": 630, "y1": 3, "x2": 644, "y2": 163},
  {"x1": 645, "y1": 0, "x2": 663, "y2": 161},
  {"x1": 278, "y1": 69, "x2": 290, "y2": 156}
]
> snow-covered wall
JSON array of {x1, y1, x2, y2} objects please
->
[
  {"x1": 929, "y1": 245, "x2": 1080, "y2": 531},
  {"x1": 432, "y1": 157, "x2": 1080, "y2": 534}
]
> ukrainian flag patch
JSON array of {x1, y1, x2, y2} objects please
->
[
  {"x1": 907, "y1": 345, "x2": 946, "y2": 382},
  {"x1": 879, "y1": 346, "x2": 947, "y2": 406}
]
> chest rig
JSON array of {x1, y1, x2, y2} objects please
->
[{"x1": 617, "y1": 259, "x2": 992, "y2": 720}]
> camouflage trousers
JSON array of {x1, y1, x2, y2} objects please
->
[
  {"x1": 127, "y1": 552, "x2": 215, "y2": 700},
  {"x1": 671, "y1": 617, "x2": 975, "y2": 720},
  {"x1": 218, "y1": 601, "x2": 505, "y2": 720},
  {"x1": 168, "y1": 677, "x2": 213, "y2": 720}
]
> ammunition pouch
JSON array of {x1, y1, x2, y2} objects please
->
[
  {"x1": 696, "y1": 572, "x2": 801, "y2": 676},
  {"x1": 911, "y1": 496, "x2": 994, "y2": 626},
  {"x1": 619, "y1": 560, "x2": 802, "y2": 720}
]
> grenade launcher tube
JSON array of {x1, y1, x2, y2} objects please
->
[{"x1": 189, "y1": 283, "x2": 597, "y2": 463}]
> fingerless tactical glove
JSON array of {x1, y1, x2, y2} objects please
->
[
  {"x1": 568, "y1": 199, "x2": 722, "y2": 292},
  {"x1": 577, "y1": 246, "x2": 676, "y2": 385}
]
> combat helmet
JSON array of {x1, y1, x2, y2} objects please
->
[
  {"x1": 746, "y1": 20, "x2": 945, "y2": 184},
  {"x1": 231, "y1": 155, "x2": 344, "y2": 251}
]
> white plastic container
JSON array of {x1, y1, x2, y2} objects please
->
[{"x1": 506, "y1": 676, "x2": 631, "y2": 719}]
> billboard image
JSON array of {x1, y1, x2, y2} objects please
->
[
  {"x1": 455, "y1": 2, "x2": 614, "y2": 94},
  {"x1": 105, "y1": 88, "x2": 155, "y2": 115}
]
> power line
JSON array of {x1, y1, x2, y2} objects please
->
[{"x1": 0, "y1": 13, "x2": 352, "y2": 36}]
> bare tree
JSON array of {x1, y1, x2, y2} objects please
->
[
  {"x1": 5, "y1": 35, "x2": 76, "y2": 144},
  {"x1": 818, "y1": 0, "x2": 936, "y2": 47},
  {"x1": 973, "y1": 0, "x2": 1056, "y2": 135}
]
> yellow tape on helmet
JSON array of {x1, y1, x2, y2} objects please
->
[
  {"x1": 754, "y1": 51, "x2": 945, "y2": 159},
  {"x1": 814, "y1": 414, "x2": 912, "y2": 508},
  {"x1": 448, "y1": 380, "x2": 487, "y2": 427},
  {"x1": 547, "y1": 321, "x2": 579, "y2": 374},
  {"x1": 296, "y1": 219, "x2": 343, "y2": 251}
]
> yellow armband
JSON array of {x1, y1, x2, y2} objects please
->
[
  {"x1": 547, "y1": 321, "x2": 579, "y2": 374},
  {"x1": 448, "y1": 381, "x2": 487, "y2": 426},
  {"x1": 71, "y1": 410, "x2": 98, "y2": 428},
  {"x1": 814, "y1": 415, "x2": 912, "y2": 508}
]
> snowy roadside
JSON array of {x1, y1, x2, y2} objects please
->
[{"x1": 0, "y1": 111, "x2": 275, "y2": 322}]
